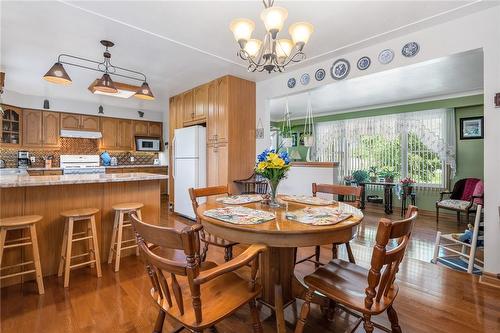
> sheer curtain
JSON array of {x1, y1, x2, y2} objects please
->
[{"x1": 315, "y1": 109, "x2": 456, "y2": 187}]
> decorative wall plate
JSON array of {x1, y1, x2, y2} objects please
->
[
  {"x1": 314, "y1": 68, "x2": 326, "y2": 81},
  {"x1": 287, "y1": 78, "x2": 296, "y2": 88},
  {"x1": 357, "y1": 56, "x2": 371, "y2": 70},
  {"x1": 378, "y1": 49, "x2": 394, "y2": 64},
  {"x1": 300, "y1": 73, "x2": 310, "y2": 85},
  {"x1": 330, "y1": 59, "x2": 350, "y2": 80},
  {"x1": 402, "y1": 42, "x2": 420, "y2": 57}
]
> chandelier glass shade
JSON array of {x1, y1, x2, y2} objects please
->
[
  {"x1": 230, "y1": 0, "x2": 313, "y2": 73},
  {"x1": 43, "y1": 40, "x2": 154, "y2": 100}
]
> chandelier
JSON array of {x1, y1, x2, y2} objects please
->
[
  {"x1": 43, "y1": 40, "x2": 154, "y2": 100},
  {"x1": 229, "y1": 0, "x2": 314, "y2": 73}
]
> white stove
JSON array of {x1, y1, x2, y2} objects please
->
[{"x1": 60, "y1": 155, "x2": 105, "y2": 175}]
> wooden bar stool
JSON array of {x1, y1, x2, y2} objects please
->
[
  {"x1": 108, "y1": 202, "x2": 143, "y2": 272},
  {"x1": 0, "y1": 215, "x2": 44, "y2": 294},
  {"x1": 58, "y1": 208, "x2": 102, "y2": 288}
]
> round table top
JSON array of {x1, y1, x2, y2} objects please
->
[{"x1": 197, "y1": 197, "x2": 364, "y2": 248}]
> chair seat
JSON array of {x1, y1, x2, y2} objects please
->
[
  {"x1": 202, "y1": 232, "x2": 238, "y2": 247},
  {"x1": 150, "y1": 246, "x2": 217, "y2": 269},
  {"x1": 112, "y1": 202, "x2": 144, "y2": 211},
  {"x1": 0, "y1": 215, "x2": 42, "y2": 228},
  {"x1": 437, "y1": 199, "x2": 476, "y2": 211},
  {"x1": 304, "y1": 259, "x2": 398, "y2": 315},
  {"x1": 60, "y1": 208, "x2": 99, "y2": 218},
  {"x1": 152, "y1": 269, "x2": 261, "y2": 330}
]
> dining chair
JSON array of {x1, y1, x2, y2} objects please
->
[
  {"x1": 295, "y1": 183, "x2": 362, "y2": 268},
  {"x1": 130, "y1": 213, "x2": 266, "y2": 333},
  {"x1": 295, "y1": 205, "x2": 418, "y2": 333},
  {"x1": 189, "y1": 186, "x2": 239, "y2": 262}
]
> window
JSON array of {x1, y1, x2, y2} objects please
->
[{"x1": 315, "y1": 109, "x2": 456, "y2": 188}]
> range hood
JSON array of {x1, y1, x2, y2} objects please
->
[{"x1": 60, "y1": 129, "x2": 102, "y2": 139}]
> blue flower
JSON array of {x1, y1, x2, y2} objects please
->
[
  {"x1": 257, "y1": 148, "x2": 276, "y2": 162},
  {"x1": 279, "y1": 151, "x2": 291, "y2": 164}
]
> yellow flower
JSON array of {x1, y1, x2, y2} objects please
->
[
  {"x1": 257, "y1": 161, "x2": 268, "y2": 171},
  {"x1": 272, "y1": 157, "x2": 285, "y2": 167},
  {"x1": 267, "y1": 153, "x2": 278, "y2": 161}
]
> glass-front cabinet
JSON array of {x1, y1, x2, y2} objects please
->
[{"x1": 1, "y1": 105, "x2": 22, "y2": 146}]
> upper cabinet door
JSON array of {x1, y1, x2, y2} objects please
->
[
  {"x1": 117, "y1": 119, "x2": 133, "y2": 150},
  {"x1": 194, "y1": 84, "x2": 208, "y2": 121},
  {"x1": 134, "y1": 120, "x2": 149, "y2": 136},
  {"x1": 182, "y1": 90, "x2": 194, "y2": 124},
  {"x1": 100, "y1": 117, "x2": 118, "y2": 149},
  {"x1": 216, "y1": 77, "x2": 228, "y2": 142},
  {"x1": 81, "y1": 115, "x2": 99, "y2": 131},
  {"x1": 149, "y1": 122, "x2": 162, "y2": 137},
  {"x1": 61, "y1": 113, "x2": 81, "y2": 130},
  {"x1": 42, "y1": 111, "x2": 60, "y2": 148},
  {"x1": 1, "y1": 105, "x2": 22, "y2": 146},
  {"x1": 207, "y1": 80, "x2": 217, "y2": 144},
  {"x1": 22, "y1": 109, "x2": 43, "y2": 147}
]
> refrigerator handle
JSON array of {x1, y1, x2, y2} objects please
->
[{"x1": 172, "y1": 136, "x2": 176, "y2": 179}]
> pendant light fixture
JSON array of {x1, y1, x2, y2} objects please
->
[
  {"x1": 230, "y1": 0, "x2": 314, "y2": 73},
  {"x1": 43, "y1": 40, "x2": 154, "y2": 100}
]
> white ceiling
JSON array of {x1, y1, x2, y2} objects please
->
[
  {"x1": 0, "y1": 1, "x2": 492, "y2": 114},
  {"x1": 269, "y1": 49, "x2": 484, "y2": 120}
]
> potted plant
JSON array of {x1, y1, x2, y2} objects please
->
[
  {"x1": 368, "y1": 166, "x2": 378, "y2": 182},
  {"x1": 400, "y1": 177, "x2": 416, "y2": 195},
  {"x1": 378, "y1": 167, "x2": 398, "y2": 183},
  {"x1": 255, "y1": 148, "x2": 291, "y2": 207},
  {"x1": 281, "y1": 130, "x2": 293, "y2": 148},
  {"x1": 351, "y1": 170, "x2": 369, "y2": 184}
]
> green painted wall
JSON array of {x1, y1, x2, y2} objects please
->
[{"x1": 275, "y1": 95, "x2": 484, "y2": 212}]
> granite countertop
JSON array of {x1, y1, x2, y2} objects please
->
[
  {"x1": 0, "y1": 172, "x2": 168, "y2": 188},
  {"x1": 26, "y1": 164, "x2": 168, "y2": 171}
]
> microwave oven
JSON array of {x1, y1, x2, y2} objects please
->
[{"x1": 136, "y1": 138, "x2": 161, "y2": 151}]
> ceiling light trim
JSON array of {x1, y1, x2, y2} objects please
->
[{"x1": 58, "y1": 0, "x2": 247, "y2": 69}]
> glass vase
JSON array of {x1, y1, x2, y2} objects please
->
[{"x1": 268, "y1": 179, "x2": 281, "y2": 208}]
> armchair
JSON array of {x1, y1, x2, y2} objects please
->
[{"x1": 436, "y1": 178, "x2": 483, "y2": 225}]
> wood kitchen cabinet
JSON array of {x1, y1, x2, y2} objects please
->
[
  {"x1": 182, "y1": 90, "x2": 195, "y2": 125},
  {"x1": 1, "y1": 105, "x2": 22, "y2": 147},
  {"x1": 41, "y1": 111, "x2": 60, "y2": 148},
  {"x1": 22, "y1": 109, "x2": 60, "y2": 148},
  {"x1": 61, "y1": 113, "x2": 99, "y2": 131},
  {"x1": 100, "y1": 117, "x2": 133, "y2": 150},
  {"x1": 133, "y1": 120, "x2": 163, "y2": 137},
  {"x1": 169, "y1": 75, "x2": 255, "y2": 195}
]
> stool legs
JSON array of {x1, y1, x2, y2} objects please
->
[
  {"x1": 114, "y1": 211, "x2": 125, "y2": 272},
  {"x1": 90, "y1": 215, "x2": 102, "y2": 278},
  {"x1": 63, "y1": 218, "x2": 74, "y2": 288},
  {"x1": 29, "y1": 224, "x2": 45, "y2": 295},
  {"x1": 109, "y1": 208, "x2": 141, "y2": 272},
  {"x1": 60, "y1": 215, "x2": 101, "y2": 288}
]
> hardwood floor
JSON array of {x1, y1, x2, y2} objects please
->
[{"x1": 1, "y1": 199, "x2": 498, "y2": 333}]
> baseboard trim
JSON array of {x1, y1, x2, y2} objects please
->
[{"x1": 480, "y1": 272, "x2": 500, "y2": 288}]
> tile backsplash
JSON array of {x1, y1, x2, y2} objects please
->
[{"x1": 0, "y1": 138, "x2": 158, "y2": 168}]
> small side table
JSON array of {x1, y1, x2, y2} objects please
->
[{"x1": 401, "y1": 191, "x2": 416, "y2": 217}]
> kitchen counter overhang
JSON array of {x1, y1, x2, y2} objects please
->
[{"x1": 0, "y1": 172, "x2": 168, "y2": 188}]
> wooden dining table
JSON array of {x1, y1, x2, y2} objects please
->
[{"x1": 196, "y1": 196, "x2": 364, "y2": 332}]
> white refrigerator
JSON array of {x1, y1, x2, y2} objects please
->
[{"x1": 173, "y1": 126, "x2": 206, "y2": 219}]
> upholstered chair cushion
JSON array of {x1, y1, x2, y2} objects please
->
[
  {"x1": 472, "y1": 180, "x2": 484, "y2": 205},
  {"x1": 437, "y1": 199, "x2": 476, "y2": 211}
]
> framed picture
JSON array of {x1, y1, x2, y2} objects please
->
[
  {"x1": 298, "y1": 132, "x2": 305, "y2": 146},
  {"x1": 460, "y1": 116, "x2": 484, "y2": 140},
  {"x1": 291, "y1": 133, "x2": 298, "y2": 147}
]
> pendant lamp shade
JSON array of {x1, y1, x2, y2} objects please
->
[
  {"x1": 94, "y1": 73, "x2": 118, "y2": 94},
  {"x1": 134, "y1": 81, "x2": 155, "y2": 100},
  {"x1": 43, "y1": 62, "x2": 72, "y2": 85}
]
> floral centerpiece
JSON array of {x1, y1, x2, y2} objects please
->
[
  {"x1": 255, "y1": 148, "x2": 291, "y2": 207},
  {"x1": 400, "y1": 177, "x2": 416, "y2": 195}
]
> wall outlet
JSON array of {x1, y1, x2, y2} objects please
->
[
  {"x1": 130, "y1": 156, "x2": 135, "y2": 162},
  {"x1": 30, "y1": 156, "x2": 36, "y2": 164}
]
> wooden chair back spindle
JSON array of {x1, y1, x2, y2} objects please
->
[
  {"x1": 364, "y1": 205, "x2": 418, "y2": 309},
  {"x1": 312, "y1": 183, "x2": 363, "y2": 208},
  {"x1": 130, "y1": 213, "x2": 203, "y2": 322}
]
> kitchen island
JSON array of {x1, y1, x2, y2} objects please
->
[{"x1": 0, "y1": 172, "x2": 167, "y2": 287}]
